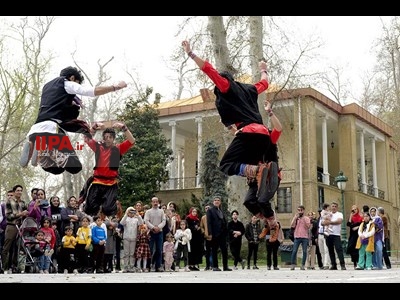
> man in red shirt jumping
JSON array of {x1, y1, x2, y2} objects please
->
[
  {"x1": 80, "y1": 121, "x2": 135, "y2": 217},
  {"x1": 182, "y1": 40, "x2": 282, "y2": 226}
]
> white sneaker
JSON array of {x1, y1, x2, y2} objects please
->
[
  {"x1": 44, "y1": 270, "x2": 49, "y2": 274},
  {"x1": 184, "y1": 266, "x2": 190, "y2": 272},
  {"x1": 73, "y1": 269, "x2": 78, "y2": 274},
  {"x1": 64, "y1": 269, "x2": 68, "y2": 274},
  {"x1": 39, "y1": 270, "x2": 44, "y2": 274},
  {"x1": 19, "y1": 140, "x2": 33, "y2": 167}
]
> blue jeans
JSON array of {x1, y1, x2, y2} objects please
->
[
  {"x1": 39, "y1": 254, "x2": 50, "y2": 271},
  {"x1": 149, "y1": 231, "x2": 163, "y2": 269},
  {"x1": 291, "y1": 237, "x2": 308, "y2": 266},
  {"x1": 372, "y1": 239, "x2": 383, "y2": 269}
]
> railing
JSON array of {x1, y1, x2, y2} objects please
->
[
  {"x1": 162, "y1": 173, "x2": 385, "y2": 200},
  {"x1": 317, "y1": 171, "x2": 337, "y2": 187},
  {"x1": 317, "y1": 171, "x2": 385, "y2": 200},
  {"x1": 357, "y1": 182, "x2": 385, "y2": 200}
]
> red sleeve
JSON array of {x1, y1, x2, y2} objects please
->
[
  {"x1": 270, "y1": 128, "x2": 282, "y2": 144},
  {"x1": 85, "y1": 137, "x2": 98, "y2": 151},
  {"x1": 117, "y1": 140, "x2": 134, "y2": 155},
  {"x1": 201, "y1": 61, "x2": 230, "y2": 93},
  {"x1": 254, "y1": 79, "x2": 269, "y2": 94}
]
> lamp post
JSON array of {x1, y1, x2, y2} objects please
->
[{"x1": 335, "y1": 170, "x2": 348, "y2": 253}]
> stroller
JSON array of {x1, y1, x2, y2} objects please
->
[{"x1": 16, "y1": 217, "x2": 56, "y2": 273}]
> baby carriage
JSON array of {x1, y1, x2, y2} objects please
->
[{"x1": 16, "y1": 217, "x2": 56, "y2": 273}]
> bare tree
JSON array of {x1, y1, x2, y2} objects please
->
[
  {"x1": 0, "y1": 16, "x2": 55, "y2": 198},
  {"x1": 320, "y1": 64, "x2": 350, "y2": 105}
]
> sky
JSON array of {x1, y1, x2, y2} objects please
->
[{"x1": 2, "y1": 16, "x2": 394, "y2": 103}]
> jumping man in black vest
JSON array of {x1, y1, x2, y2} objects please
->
[{"x1": 20, "y1": 66, "x2": 127, "y2": 175}]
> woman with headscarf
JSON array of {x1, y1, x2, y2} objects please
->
[
  {"x1": 28, "y1": 188, "x2": 51, "y2": 225},
  {"x1": 346, "y1": 204, "x2": 364, "y2": 269},
  {"x1": 50, "y1": 195, "x2": 63, "y2": 236},
  {"x1": 185, "y1": 207, "x2": 203, "y2": 271}
]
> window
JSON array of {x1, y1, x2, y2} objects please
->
[{"x1": 276, "y1": 187, "x2": 292, "y2": 213}]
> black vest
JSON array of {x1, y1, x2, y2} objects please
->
[
  {"x1": 94, "y1": 142, "x2": 121, "y2": 171},
  {"x1": 35, "y1": 76, "x2": 79, "y2": 124},
  {"x1": 214, "y1": 74, "x2": 262, "y2": 127}
]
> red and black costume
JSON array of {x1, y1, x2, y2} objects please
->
[
  {"x1": 201, "y1": 61, "x2": 281, "y2": 217},
  {"x1": 82, "y1": 138, "x2": 134, "y2": 217}
]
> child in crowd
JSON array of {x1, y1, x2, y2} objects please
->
[
  {"x1": 103, "y1": 218, "x2": 117, "y2": 273},
  {"x1": 163, "y1": 232, "x2": 175, "y2": 272},
  {"x1": 120, "y1": 206, "x2": 143, "y2": 273},
  {"x1": 91, "y1": 215, "x2": 106, "y2": 274},
  {"x1": 135, "y1": 224, "x2": 151, "y2": 272},
  {"x1": 51, "y1": 219, "x2": 62, "y2": 272},
  {"x1": 60, "y1": 226, "x2": 77, "y2": 274},
  {"x1": 321, "y1": 207, "x2": 333, "y2": 236},
  {"x1": 32, "y1": 230, "x2": 53, "y2": 274},
  {"x1": 174, "y1": 220, "x2": 192, "y2": 272},
  {"x1": 75, "y1": 216, "x2": 92, "y2": 273},
  {"x1": 40, "y1": 217, "x2": 56, "y2": 255}
]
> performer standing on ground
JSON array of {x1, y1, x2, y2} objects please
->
[
  {"x1": 20, "y1": 66, "x2": 127, "y2": 175},
  {"x1": 181, "y1": 40, "x2": 282, "y2": 225},
  {"x1": 80, "y1": 121, "x2": 135, "y2": 217}
]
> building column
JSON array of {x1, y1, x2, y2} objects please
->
[
  {"x1": 359, "y1": 130, "x2": 367, "y2": 193},
  {"x1": 370, "y1": 137, "x2": 378, "y2": 197},
  {"x1": 195, "y1": 116, "x2": 203, "y2": 187},
  {"x1": 321, "y1": 116, "x2": 330, "y2": 185},
  {"x1": 177, "y1": 150, "x2": 182, "y2": 189},
  {"x1": 169, "y1": 120, "x2": 177, "y2": 189}
]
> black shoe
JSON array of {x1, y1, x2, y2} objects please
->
[
  {"x1": 340, "y1": 265, "x2": 346, "y2": 270},
  {"x1": 267, "y1": 266, "x2": 271, "y2": 270},
  {"x1": 223, "y1": 268, "x2": 232, "y2": 271},
  {"x1": 213, "y1": 267, "x2": 221, "y2": 271},
  {"x1": 274, "y1": 267, "x2": 279, "y2": 270},
  {"x1": 386, "y1": 266, "x2": 392, "y2": 269},
  {"x1": 329, "y1": 266, "x2": 338, "y2": 270},
  {"x1": 192, "y1": 266, "x2": 200, "y2": 271},
  {"x1": 247, "y1": 266, "x2": 250, "y2": 269},
  {"x1": 253, "y1": 265, "x2": 259, "y2": 270}
]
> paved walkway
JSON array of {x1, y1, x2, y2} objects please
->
[{"x1": 1, "y1": 264, "x2": 398, "y2": 283}]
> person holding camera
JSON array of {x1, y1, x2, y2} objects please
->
[
  {"x1": 346, "y1": 205, "x2": 363, "y2": 269},
  {"x1": 290, "y1": 205, "x2": 312, "y2": 270},
  {"x1": 120, "y1": 206, "x2": 144, "y2": 272},
  {"x1": 28, "y1": 188, "x2": 51, "y2": 225}
]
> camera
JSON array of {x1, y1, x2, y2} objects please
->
[
  {"x1": 351, "y1": 209, "x2": 355, "y2": 213},
  {"x1": 39, "y1": 199, "x2": 49, "y2": 208},
  {"x1": 298, "y1": 212, "x2": 303, "y2": 217}
]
